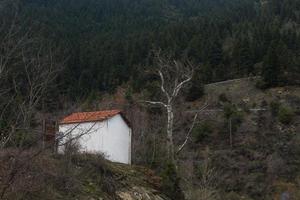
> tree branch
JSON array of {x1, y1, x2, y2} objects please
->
[
  {"x1": 176, "y1": 100, "x2": 209, "y2": 154},
  {"x1": 143, "y1": 100, "x2": 167, "y2": 108},
  {"x1": 158, "y1": 69, "x2": 171, "y2": 101}
]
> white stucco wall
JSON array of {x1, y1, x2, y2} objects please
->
[{"x1": 58, "y1": 114, "x2": 131, "y2": 164}]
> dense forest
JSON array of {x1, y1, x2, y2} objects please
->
[{"x1": 17, "y1": 0, "x2": 300, "y2": 99}]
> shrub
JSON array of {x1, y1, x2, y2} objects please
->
[
  {"x1": 185, "y1": 83, "x2": 204, "y2": 102},
  {"x1": 125, "y1": 86, "x2": 133, "y2": 103},
  {"x1": 233, "y1": 111, "x2": 244, "y2": 126},
  {"x1": 255, "y1": 78, "x2": 268, "y2": 90},
  {"x1": 10, "y1": 130, "x2": 38, "y2": 148},
  {"x1": 278, "y1": 106, "x2": 295, "y2": 125},
  {"x1": 223, "y1": 103, "x2": 243, "y2": 125},
  {"x1": 160, "y1": 162, "x2": 184, "y2": 200},
  {"x1": 239, "y1": 101, "x2": 250, "y2": 113},
  {"x1": 224, "y1": 192, "x2": 255, "y2": 200},
  {"x1": 223, "y1": 103, "x2": 236, "y2": 119},
  {"x1": 192, "y1": 121, "x2": 213, "y2": 143},
  {"x1": 219, "y1": 93, "x2": 229, "y2": 103},
  {"x1": 270, "y1": 101, "x2": 281, "y2": 116},
  {"x1": 244, "y1": 172, "x2": 267, "y2": 198}
]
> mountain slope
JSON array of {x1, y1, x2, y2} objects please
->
[
  {"x1": 14, "y1": 0, "x2": 300, "y2": 97},
  {"x1": 178, "y1": 78, "x2": 300, "y2": 199}
]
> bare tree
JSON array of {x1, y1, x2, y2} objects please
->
[
  {"x1": 0, "y1": 1, "x2": 65, "y2": 148},
  {"x1": 188, "y1": 147, "x2": 220, "y2": 200},
  {"x1": 0, "y1": 2, "x2": 67, "y2": 198},
  {"x1": 144, "y1": 52, "x2": 206, "y2": 162}
]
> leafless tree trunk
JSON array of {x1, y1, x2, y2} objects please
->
[
  {"x1": 0, "y1": 2, "x2": 65, "y2": 149},
  {"x1": 229, "y1": 117, "x2": 232, "y2": 148},
  {"x1": 0, "y1": 2, "x2": 67, "y2": 198},
  {"x1": 177, "y1": 101, "x2": 208, "y2": 155},
  {"x1": 144, "y1": 52, "x2": 200, "y2": 163}
]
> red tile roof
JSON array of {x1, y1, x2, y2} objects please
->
[{"x1": 60, "y1": 110, "x2": 122, "y2": 124}]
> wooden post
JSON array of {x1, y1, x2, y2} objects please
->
[
  {"x1": 42, "y1": 118, "x2": 46, "y2": 149},
  {"x1": 229, "y1": 117, "x2": 232, "y2": 148}
]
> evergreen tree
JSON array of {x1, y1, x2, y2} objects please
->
[
  {"x1": 262, "y1": 41, "x2": 281, "y2": 87},
  {"x1": 14, "y1": 0, "x2": 300, "y2": 96}
]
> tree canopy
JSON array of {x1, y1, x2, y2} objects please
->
[{"x1": 10, "y1": 0, "x2": 300, "y2": 97}]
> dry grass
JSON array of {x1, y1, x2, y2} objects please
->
[{"x1": 0, "y1": 150, "x2": 166, "y2": 200}]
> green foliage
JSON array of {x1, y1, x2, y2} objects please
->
[
  {"x1": 125, "y1": 86, "x2": 133, "y2": 103},
  {"x1": 11, "y1": 0, "x2": 299, "y2": 98},
  {"x1": 160, "y1": 162, "x2": 184, "y2": 200},
  {"x1": 186, "y1": 69, "x2": 205, "y2": 102},
  {"x1": 270, "y1": 100, "x2": 280, "y2": 116},
  {"x1": 82, "y1": 90, "x2": 101, "y2": 109},
  {"x1": 224, "y1": 103, "x2": 235, "y2": 119},
  {"x1": 232, "y1": 112, "x2": 244, "y2": 129},
  {"x1": 9, "y1": 131, "x2": 38, "y2": 148},
  {"x1": 192, "y1": 121, "x2": 213, "y2": 143},
  {"x1": 185, "y1": 82, "x2": 204, "y2": 102},
  {"x1": 255, "y1": 78, "x2": 268, "y2": 90},
  {"x1": 278, "y1": 105, "x2": 295, "y2": 125},
  {"x1": 262, "y1": 41, "x2": 281, "y2": 87},
  {"x1": 223, "y1": 103, "x2": 243, "y2": 122},
  {"x1": 239, "y1": 101, "x2": 250, "y2": 113},
  {"x1": 218, "y1": 93, "x2": 230, "y2": 103},
  {"x1": 222, "y1": 103, "x2": 244, "y2": 147},
  {"x1": 223, "y1": 104, "x2": 244, "y2": 132},
  {"x1": 0, "y1": 120, "x2": 8, "y2": 134}
]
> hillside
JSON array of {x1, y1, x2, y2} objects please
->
[
  {"x1": 0, "y1": 0, "x2": 300, "y2": 199},
  {"x1": 177, "y1": 78, "x2": 300, "y2": 199},
  {"x1": 0, "y1": 151, "x2": 170, "y2": 200},
  {"x1": 1, "y1": 79, "x2": 298, "y2": 200},
  {"x1": 1, "y1": 0, "x2": 298, "y2": 99},
  {"x1": 84, "y1": 78, "x2": 300, "y2": 199}
]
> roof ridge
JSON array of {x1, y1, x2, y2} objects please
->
[
  {"x1": 73, "y1": 109, "x2": 121, "y2": 114},
  {"x1": 60, "y1": 109, "x2": 122, "y2": 124}
]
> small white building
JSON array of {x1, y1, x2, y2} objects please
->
[{"x1": 58, "y1": 110, "x2": 132, "y2": 164}]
